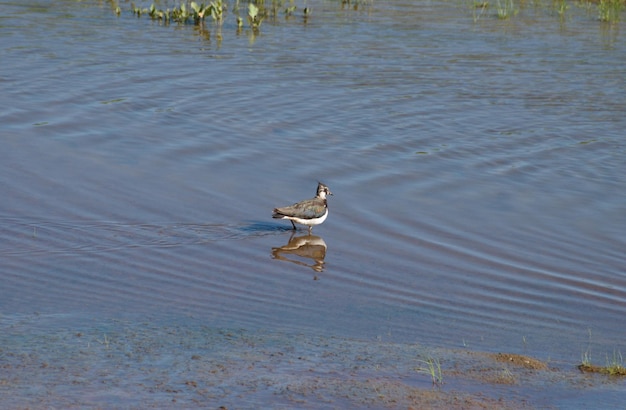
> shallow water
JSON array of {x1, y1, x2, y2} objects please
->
[{"x1": 1, "y1": 0, "x2": 625, "y2": 406}]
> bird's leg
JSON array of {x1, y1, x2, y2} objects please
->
[
  {"x1": 308, "y1": 226, "x2": 312, "y2": 234},
  {"x1": 291, "y1": 221, "x2": 296, "y2": 230}
]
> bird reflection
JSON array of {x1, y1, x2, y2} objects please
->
[{"x1": 271, "y1": 233, "x2": 327, "y2": 273}]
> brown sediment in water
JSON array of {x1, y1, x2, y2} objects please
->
[
  {"x1": 0, "y1": 316, "x2": 618, "y2": 409},
  {"x1": 489, "y1": 352, "x2": 549, "y2": 370},
  {"x1": 444, "y1": 351, "x2": 552, "y2": 387}
]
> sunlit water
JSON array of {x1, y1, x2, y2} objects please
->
[{"x1": 1, "y1": 0, "x2": 625, "y2": 406}]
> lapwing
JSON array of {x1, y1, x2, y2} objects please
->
[{"x1": 272, "y1": 182, "x2": 333, "y2": 233}]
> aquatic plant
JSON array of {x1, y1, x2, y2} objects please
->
[
  {"x1": 130, "y1": 1, "x2": 224, "y2": 25},
  {"x1": 147, "y1": 3, "x2": 170, "y2": 21},
  {"x1": 598, "y1": 0, "x2": 623, "y2": 22},
  {"x1": 263, "y1": 0, "x2": 283, "y2": 17},
  {"x1": 471, "y1": 0, "x2": 489, "y2": 22},
  {"x1": 605, "y1": 350, "x2": 626, "y2": 375},
  {"x1": 464, "y1": 0, "x2": 519, "y2": 20},
  {"x1": 210, "y1": 0, "x2": 227, "y2": 23},
  {"x1": 96, "y1": 333, "x2": 111, "y2": 349},
  {"x1": 247, "y1": 3, "x2": 264, "y2": 29},
  {"x1": 115, "y1": 0, "x2": 355, "y2": 36},
  {"x1": 190, "y1": 1, "x2": 211, "y2": 21},
  {"x1": 581, "y1": 349, "x2": 592, "y2": 366},
  {"x1": 553, "y1": 0, "x2": 569, "y2": 18},
  {"x1": 341, "y1": 0, "x2": 373, "y2": 10},
  {"x1": 496, "y1": 0, "x2": 519, "y2": 18},
  {"x1": 284, "y1": 0, "x2": 297, "y2": 16}
]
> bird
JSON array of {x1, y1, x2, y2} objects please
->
[{"x1": 272, "y1": 182, "x2": 333, "y2": 234}]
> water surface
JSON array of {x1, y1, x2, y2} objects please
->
[{"x1": 1, "y1": 0, "x2": 625, "y2": 407}]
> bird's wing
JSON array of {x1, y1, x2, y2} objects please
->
[{"x1": 273, "y1": 198, "x2": 326, "y2": 219}]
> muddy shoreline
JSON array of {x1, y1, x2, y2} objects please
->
[{"x1": 2, "y1": 314, "x2": 621, "y2": 409}]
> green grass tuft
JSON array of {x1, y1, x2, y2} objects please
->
[{"x1": 416, "y1": 356, "x2": 444, "y2": 385}]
